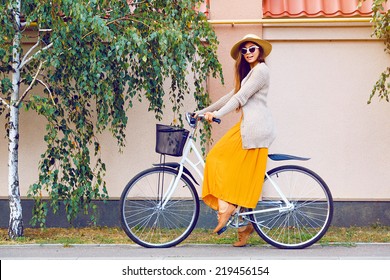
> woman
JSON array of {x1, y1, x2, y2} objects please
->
[{"x1": 196, "y1": 34, "x2": 276, "y2": 247}]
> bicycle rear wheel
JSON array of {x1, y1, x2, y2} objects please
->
[
  {"x1": 120, "y1": 166, "x2": 199, "y2": 248},
  {"x1": 250, "y1": 165, "x2": 333, "y2": 249}
]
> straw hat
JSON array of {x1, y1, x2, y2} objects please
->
[{"x1": 230, "y1": 34, "x2": 272, "y2": 60}]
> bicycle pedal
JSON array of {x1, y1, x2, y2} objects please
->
[{"x1": 217, "y1": 226, "x2": 227, "y2": 235}]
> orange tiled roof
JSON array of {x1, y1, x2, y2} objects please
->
[{"x1": 263, "y1": 0, "x2": 390, "y2": 18}]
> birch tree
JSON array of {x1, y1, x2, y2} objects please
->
[{"x1": 0, "y1": 0, "x2": 222, "y2": 238}]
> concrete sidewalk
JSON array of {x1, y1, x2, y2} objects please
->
[
  {"x1": 2, "y1": 244, "x2": 390, "y2": 280},
  {"x1": 1, "y1": 243, "x2": 390, "y2": 259}
]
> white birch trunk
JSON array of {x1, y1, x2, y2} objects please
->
[{"x1": 8, "y1": 0, "x2": 24, "y2": 239}]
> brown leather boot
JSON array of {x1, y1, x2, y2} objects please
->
[
  {"x1": 213, "y1": 204, "x2": 236, "y2": 233},
  {"x1": 233, "y1": 223, "x2": 254, "y2": 247}
]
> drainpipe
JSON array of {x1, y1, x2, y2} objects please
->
[{"x1": 26, "y1": 17, "x2": 372, "y2": 29}]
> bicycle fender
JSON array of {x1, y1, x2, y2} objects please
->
[
  {"x1": 268, "y1": 153, "x2": 310, "y2": 161},
  {"x1": 152, "y1": 162, "x2": 200, "y2": 185}
]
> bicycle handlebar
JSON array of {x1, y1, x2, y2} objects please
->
[
  {"x1": 208, "y1": 115, "x2": 221, "y2": 124},
  {"x1": 186, "y1": 112, "x2": 221, "y2": 128}
]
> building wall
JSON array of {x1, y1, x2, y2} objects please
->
[
  {"x1": 208, "y1": 0, "x2": 390, "y2": 203},
  {"x1": 264, "y1": 24, "x2": 390, "y2": 202},
  {"x1": 1, "y1": 0, "x2": 390, "y2": 227}
]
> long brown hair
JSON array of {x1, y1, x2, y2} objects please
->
[{"x1": 234, "y1": 42, "x2": 265, "y2": 94}]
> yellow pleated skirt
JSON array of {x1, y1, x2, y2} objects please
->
[{"x1": 202, "y1": 121, "x2": 268, "y2": 211}]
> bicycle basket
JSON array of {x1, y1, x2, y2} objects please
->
[{"x1": 155, "y1": 124, "x2": 189, "y2": 157}]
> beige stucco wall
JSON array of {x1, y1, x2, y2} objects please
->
[
  {"x1": 265, "y1": 26, "x2": 390, "y2": 201},
  {"x1": 208, "y1": 0, "x2": 390, "y2": 201},
  {"x1": 1, "y1": 0, "x2": 390, "y2": 202}
]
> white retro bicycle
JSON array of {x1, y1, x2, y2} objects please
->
[{"x1": 120, "y1": 113, "x2": 333, "y2": 249}]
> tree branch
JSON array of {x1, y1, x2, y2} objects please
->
[
  {"x1": 36, "y1": 78, "x2": 55, "y2": 105},
  {"x1": 19, "y1": 40, "x2": 40, "y2": 69},
  {"x1": 19, "y1": 43, "x2": 53, "y2": 69},
  {"x1": 16, "y1": 61, "x2": 43, "y2": 107}
]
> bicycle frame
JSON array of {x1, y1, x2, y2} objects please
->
[
  {"x1": 121, "y1": 113, "x2": 332, "y2": 249},
  {"x1": 160, "y1": 119, "x2": 293, "y2": 218}
]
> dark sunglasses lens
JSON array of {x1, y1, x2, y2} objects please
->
[
  {"x1": 241, "y1": 47, "x2": 258, "y2": 55},
  {"x1": 249, "y1": 47, "x2": 257, "y2": 53}
]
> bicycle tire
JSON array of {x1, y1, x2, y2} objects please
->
[
  {"x1": 120, "y1": 166, "x2": 199, "y2": 248},
  {"x1": 250, "y1": 165, "x2": 333, "y2": 249}
]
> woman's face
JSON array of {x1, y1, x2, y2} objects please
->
[{"x1": 242, "y1": 42, "x2": 260, "y2": 67}]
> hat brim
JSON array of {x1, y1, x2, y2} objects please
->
[{"x1": 230, "y1": 37, "x2": 272, "y2": 60}]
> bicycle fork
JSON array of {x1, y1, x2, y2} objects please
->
[
  {"x1": 157, "y1": 137, "x2": 204, "y2": 210},
  {"x1": 157, "y1": 165, "x2": 186, "y2": 210}
]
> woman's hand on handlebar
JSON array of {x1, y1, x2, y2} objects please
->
[
  {"x1": 190, "y1": 112, "x2": 221, "y2": 124},
  {"x1": 204, "y1": 112, "x2": 216, "y2": 123}
]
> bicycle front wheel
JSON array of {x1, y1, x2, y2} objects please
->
[
  {"x1": 120, "y1": 167, "x2": 199, "y2": 248},
  {"x1": 250, "y1": 165, "x2": 333, "y2": 249}
]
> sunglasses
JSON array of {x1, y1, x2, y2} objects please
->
[{"x1": 241, "y1": 46, "x2": 259, "y2": 55}]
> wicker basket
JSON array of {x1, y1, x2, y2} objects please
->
[{"x1": 155, "y1": 124, "x2": 189, "y2": 157}]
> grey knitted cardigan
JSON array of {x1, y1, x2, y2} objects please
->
[{"x1": 197, "y1": 62, "x2": 275, "y2": 149}]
